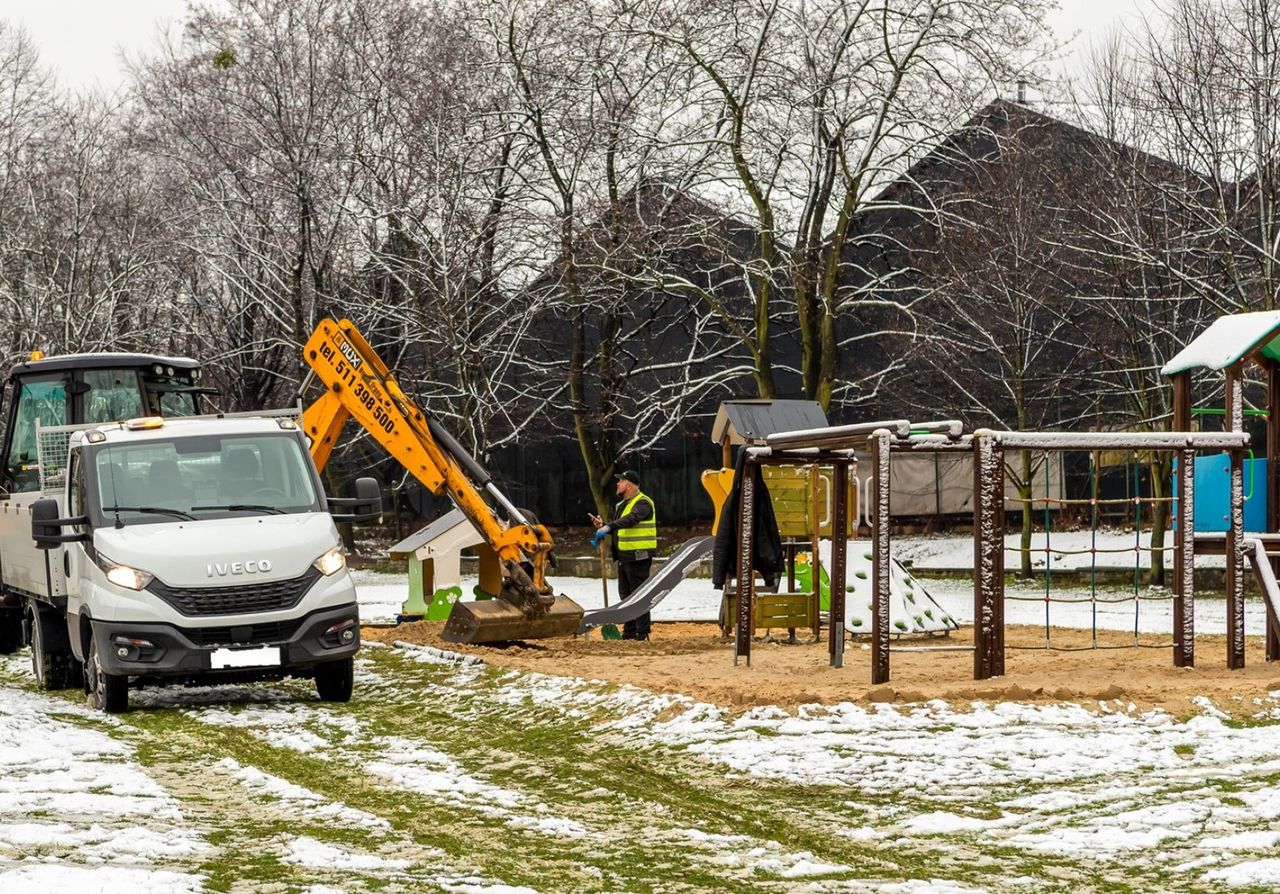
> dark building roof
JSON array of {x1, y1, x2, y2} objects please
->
[{"x1": 835, "y1": 98, "x2": 1218, "y2": 426}]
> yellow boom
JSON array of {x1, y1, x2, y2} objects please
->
[{"x1": 300, "y1": 317, "x2": 583, "y2": 643}]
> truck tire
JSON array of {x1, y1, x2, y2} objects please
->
[
  {"x1": 28, "y1": 604, "x2": 78, "y2": 690},
  {"x1": 86, "y1": 637, "x2": 128, "y2": 713},
  {"x1": 0, "y1": 606, "x2": 22, "y2": 654},
  {"x1": 314, "y1": 657, "x2": 354, "y2": 702}
]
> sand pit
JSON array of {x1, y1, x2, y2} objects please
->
[{"x1": 365, "y1": 620, "x2": 1280, "y2": 718}]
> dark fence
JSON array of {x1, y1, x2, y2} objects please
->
[{"x1": 386, "y1": 428, "x2": 725, "y2": 528}]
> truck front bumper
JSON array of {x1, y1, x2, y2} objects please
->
[{"x1": 91, "y1": 603, "x2": 360, "y2": 678}]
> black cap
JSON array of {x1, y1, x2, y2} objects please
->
[{"x1": 616, "y1": 470, "x2": 641, "y2": 486}]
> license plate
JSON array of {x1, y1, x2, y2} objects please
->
[{"x1": 210, "y1": 646, "x2": 281, "y2": 669}]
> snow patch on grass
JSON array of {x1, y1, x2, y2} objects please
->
[
  {"x1": 0, "y1": 687, "x2": 206, "y2": 868},
  {"x1": 216, "y1": 758, "x2": 390, "y2": 830},
  {"x1": 188, "y1": 703, "x2": 361, "y2": 754},
  {"x1": 435, "y1": 877, "x2": 539, "y2": 894},
  {"x1": 1203, "y1": 857, "x2": 1280, "y2": 887},
  {"x1": 0, "y1": 864, "x2": 205, "y2": 892},
  {"x1": 283, "y1": 835, "x2": 410, "y2": 872},
  {"x1": 365, "y1": 737, "x2": 589, "y2": 839},
  {"x1": 674, "y1": 827, "x2": 850, "y2": 878}
]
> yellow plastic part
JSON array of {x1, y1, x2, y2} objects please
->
[
  {"x1": 701, "y1": 463, "x2": 858, "y2": 538},
  {"x1": 701, "y1": 467, "x2": 735, "y2": 535}
]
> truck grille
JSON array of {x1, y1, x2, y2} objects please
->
[
  {"x1": 146, "y1": 567, "x2": 321, "y2": 616},
  {"x1": 185, "y1": 618, "x2": 304, "y2": 646}
]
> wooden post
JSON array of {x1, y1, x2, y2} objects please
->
[
  {"x1": 830, "y1": 461, "x2": 848, "y2": 668},
  {"x1": 1175, "y1": 448, "x2": 1196, "y2": 668},
  {"x1": 870, "y1": 433, "x2": 892, "y2": 683},
  {"x1": 973, "y1": 432, "x2": 1006, "y2": 680},
  {"x1": 1172, "y1": 373, "x2": 1193, "y2": 667},
  {"x1": 810, "y1": 463, "x2": 822, "y2": 642},
  {"x1": 734, "y1": 456, "x2": 756, "y2": 667},
  {"x1": 1267, "y1": 361, "x2": 1280, "y2": 662},
  {"x1": 721, "y1": 434, "x2": 733, "y2": 470},
  {"x1": 1226, "y1": 365, "x2": 1246, "y2": 669}
]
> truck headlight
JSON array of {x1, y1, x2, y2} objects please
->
[
  {"x1": 312, "y1": 546, "x2": 347, "y2": 576},
  {"x1": 95, "y1": 553, "x2": 155, "y2": 590}
]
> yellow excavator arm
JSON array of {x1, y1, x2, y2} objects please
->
[{"x1": 299, "y1": 317, "x2": 583, "y2": 643}]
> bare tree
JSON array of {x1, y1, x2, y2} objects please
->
[
  {"x1": 493, "y1": 0, "x2": 744, "y2": 516},
  {"x1": 132, "y1": 0, "x2": 366, "y2": 409},
  {"x1": 1119, "y1": 0, "x2": 1280, "y2": 313},
  {"x1": 650, "y1": 0, "x2": 1057, "y2": 411}
]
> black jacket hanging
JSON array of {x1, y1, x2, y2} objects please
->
[{"x1": 711, "y1": 448, "x2": 783, "y2": 589}]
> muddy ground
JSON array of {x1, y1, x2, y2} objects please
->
[{"x1": 364, "y1": 620, "x2": 1280, "y2": 718}]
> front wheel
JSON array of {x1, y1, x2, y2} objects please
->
[
  {"x1": 86, "y1": 636, "x2": 128, "y2": 713},
  {"x1": 314, "y1": 657, "x2": 354, "y2": 702}
]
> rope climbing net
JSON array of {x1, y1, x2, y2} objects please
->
[{"x1": 1004, "y1": 449, "x2": 1176, "y2": 652}]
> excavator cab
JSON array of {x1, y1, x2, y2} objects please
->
[
  {"x1": 1, "y1": 354, "x2": 210, "y2": 494},
  {"x1": 299, "y1": 318, "x2": 583, "y2": 644}
]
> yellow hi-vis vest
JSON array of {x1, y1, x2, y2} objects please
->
[{"x1": 616, "y1": 491, "x2": 657, "y2": 552}]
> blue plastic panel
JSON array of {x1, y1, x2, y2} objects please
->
[{"x1": 1185, "y1": 454, "x2": 1267, "y2": 533}]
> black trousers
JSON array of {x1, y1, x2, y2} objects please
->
[{"x1": 617, "y1": 557, "x2": 653, "y2": 640}]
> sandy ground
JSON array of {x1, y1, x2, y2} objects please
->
[{"x1": 365, "y1": 620, "x2": 1280, "y2": 718}]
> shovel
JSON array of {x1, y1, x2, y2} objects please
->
[{"x1": 599, "y1": 540, "x2": 622, "y2": 640}]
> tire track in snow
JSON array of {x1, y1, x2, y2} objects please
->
[{"x1": 0, "y1": 657, "x2": 207, "y2": 891}]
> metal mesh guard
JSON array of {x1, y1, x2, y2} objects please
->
[{"x1": 35, "y1": 423, "x2": 74, "y2": 495}]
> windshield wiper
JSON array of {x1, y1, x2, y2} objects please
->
[
  {"x1": 101, "y1": 505, "x2": 196, "y2": 522},
  {"x1": 190, "y1": 503, "x2": 287, "y2": 515}
]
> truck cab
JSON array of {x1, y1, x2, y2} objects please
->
[{"x1": 0, "y1": 352, "x2": 378, "y2": 711}]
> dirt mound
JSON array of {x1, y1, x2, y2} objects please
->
[{"x1": 364, "y1": 621, "x2": 1280, "y2": 718}]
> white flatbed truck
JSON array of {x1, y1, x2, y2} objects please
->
[{"x1": 0, "y1": 352, "x2": 380, "y2": 712}]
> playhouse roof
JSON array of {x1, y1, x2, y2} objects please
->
[
  {"x1": 388, "y1": 507, "x2": 471, "y2": 559},
  {"x1": 1161, "y1": 311, "x2": 1280, "y2": 376},
  {"x1": 711, "y1": 400, "x2": 828, "y2": 445}
]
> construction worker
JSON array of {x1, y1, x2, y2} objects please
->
[{"x1": 589, "y1": 470, "x2": 657, "y2": 640}]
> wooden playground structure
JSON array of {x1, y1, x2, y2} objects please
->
[{"x1": 725, "y1": 311, "x2": 1280, "y2": 683}]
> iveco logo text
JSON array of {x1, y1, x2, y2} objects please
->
[{"x1": 207, "y1": 560, "x2": 273, "y2": 577}]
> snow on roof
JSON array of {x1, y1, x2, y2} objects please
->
[
  {"x1": 387, "y1": 508, "x2": 477, "y2": 559},
  {"x1": 711, "y1": 400, "x2": 828, "y2": 445},
  {"x1": 1161, "y1": 311, "x2": 1280, "y2": 376}
]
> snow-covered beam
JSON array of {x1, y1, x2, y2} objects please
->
[
  {"x1": 765, "y1": 419, "x2": 911, "y2": 449},
  {"x1": 979, "y1": 430, "x2": 1249, "y2": 451}
]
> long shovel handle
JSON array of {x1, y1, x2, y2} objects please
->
[{"x1": 598, "y1": 541, "x2": 610, "y2": 606}]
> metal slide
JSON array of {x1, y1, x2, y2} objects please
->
[
  {"x1": 578, "y1": 536, "x2": 715, "y2": 634},
  {"x1": 1242, "y1": 539, "x2": 1280, "y2": 642}
]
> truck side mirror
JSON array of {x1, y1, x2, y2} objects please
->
[
  {"x1": 31, "y1": 498, "x2": 88, "y2": 550},
  {"x1": 330, "y1": 477, "x2": 383, "y2": 524}
]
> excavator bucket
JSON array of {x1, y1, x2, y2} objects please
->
[
  {"x1": 441, "y1": 559, "x2": 584, "y2": 644},
  {"x1": 441, "y1": 595, "x2": 584, "y2": 644}
]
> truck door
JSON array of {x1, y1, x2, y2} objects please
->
[
  {"x1": 61, "y1": 449, "x2": 85, "y2": 607},
  {"x1": 3, "y1": 374, "x2": 69, "y2": 495},
  {"x1": 0, "y1": 373, "x2": 70, "y2": 602}
]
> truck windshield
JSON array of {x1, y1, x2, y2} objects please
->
[{"x1": 90, "y1": 432, "x2": 321, "y2": 525}]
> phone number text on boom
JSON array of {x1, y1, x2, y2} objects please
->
[{"x1": 318, "y1": 341, "x2": 398, "y2": 435}]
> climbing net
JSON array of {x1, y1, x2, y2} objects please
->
[{"x1": 1005, "y1": 449, "x2": 1176, "y2": 651}]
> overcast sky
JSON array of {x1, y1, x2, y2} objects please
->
[{"x1": 1, "y1": 0, "x2": 1161, "y2": 92}]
